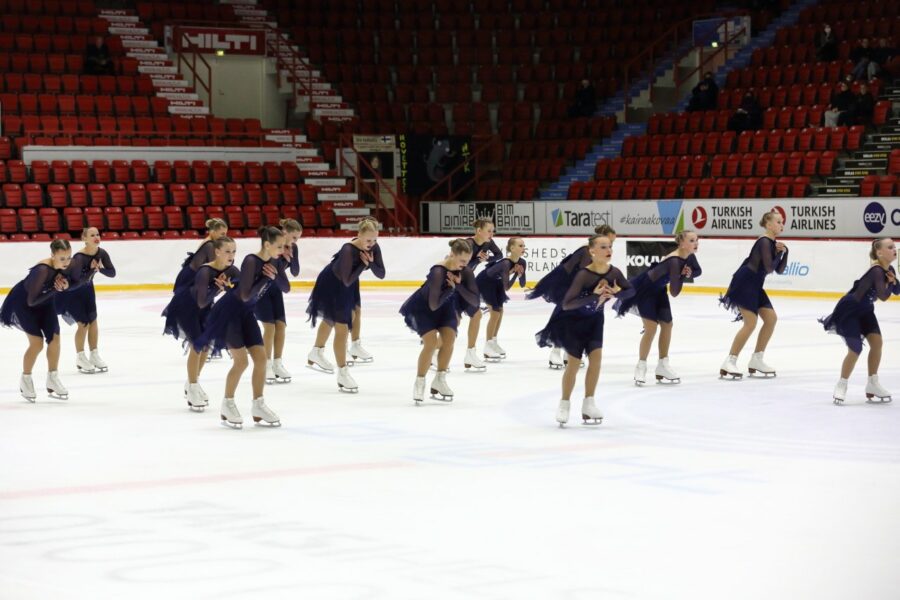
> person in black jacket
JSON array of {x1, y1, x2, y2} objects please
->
[
  {"x1": 814, "y1": 24, "x2": 838, "y2": 62},
  {"x1": 85, "y1": 36, "x2": 114, "y2": 75},
  {"x1": 567, "y1": 79, "x2": 597, "y2": 118}
]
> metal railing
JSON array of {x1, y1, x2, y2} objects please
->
[{"x1": 175, "y1": 50, "x2": 213, "y2": 112}]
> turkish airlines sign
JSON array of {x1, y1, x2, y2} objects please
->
[{"x1": 173, "y1": 27, "x2": 266, "y2": 56}]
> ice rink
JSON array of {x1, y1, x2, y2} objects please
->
[{"x1": 1, "y1": 287, "x2": 899, "y2": 600}]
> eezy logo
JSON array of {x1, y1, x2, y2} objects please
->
[{"x1": 863, "y1": 202, "x2": 886, "y2": 234}]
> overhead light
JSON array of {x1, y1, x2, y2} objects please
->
[
  {"x1": 711, "y1": 41, "x2": 719, "y2": 48},
  {"x1": 216, "y1": 50, "x2": 225, "y2": 56}
]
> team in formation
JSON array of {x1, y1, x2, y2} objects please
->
[{"x1": 1, "y1": 215, "x2": 898, "y2": 427}]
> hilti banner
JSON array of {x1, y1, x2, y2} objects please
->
[{"x1": 173, "y1": 27, "x2": 266, "y2": 56}]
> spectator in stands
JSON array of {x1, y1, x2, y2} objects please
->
[
  {"x1": 727, "y1": 92, "x2": 762, "y2": 133},
  {"x1": 856, "y1": 82, "x2": 875, "y2": 125},
  {"x1": 872, "y1": 38, "x2": 897, "y2": 82},
  {"x1": 814, "y1": 24, "x2": 838, "y2": 62},
  {"x1": 567, "y1": 79, "x2": 597, "y2": 118},
  {"x1": 850, "y1": 38, "x2": 875, "y2": 82},
  {"x1": 824, "y1": 81, "x2": 857, "y2": 127},
  {"x1": 687, "y1": 73, "x2": 718, "y2": 112},
  {"x1": 85, "y1": 36, "x2": 114, "y2": 75}
]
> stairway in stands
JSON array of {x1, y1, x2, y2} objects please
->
[{"x1": 815, "y1": 81, "x2": 900, "y2": 197}]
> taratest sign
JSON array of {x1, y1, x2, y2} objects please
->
[{"x1": 173, "y1": 27, "x2": 266, "y2": 55}]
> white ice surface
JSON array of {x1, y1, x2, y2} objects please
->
[{"x1": 1, "y1": 289, "x2": 899, "y2": 600}]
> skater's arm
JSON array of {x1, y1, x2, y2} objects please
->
[
  {"x1": 773, "y1": 244, "x2": 789, "y2": 274},
  {"x1": 25, "y1": 266, "x2": 60, "y2": 306},
  {"x1": 188, "y1": 241, "x2": 214, "y2": 272},
  {"x1": 560, "y1": 247, "x2": 585, "y2": 275},
  {"x1": 487, "y1": 239, "x2": 503, "y2": 261},
  {"x1": 871, "y1": 267, "x2": 897, "y2": 301},
  {"x1": 756, "y1": 239, "x2": 776, "y2": 274},
  {"x1": 368, "y1": 244, "x2": 386, "y2": 279},
  {"x1": 668, "y1": 258, "x2": 685, "y2": 297},
  {"x1": 686, "y1": 253, "x2": 702, "y2": 278},
  {"x1": 333, "y1": 244, "x2": 367, "y2": 286},
  {"x1": 194, "y1": 267, "x2": 217, "y2": 308},
  {"x1": 96, "y1": 248, "x2": 116, "y2": 278},
  {"x1": 455, "y1": 268, "x2": 481, "y2": 307},
  {"x1": 890, "y1": 267, "x2": 900, "y2": 295},
  {"x1": 610, "y1": 267, "x2": 635, "y2": 301},
  {"x1": 239, "y1": 256, "x2": 272, "y2": 302},
  {"x1": 426, "y1": 267, "x2": 454, "y2": 311},
  {"x1": 515, "y1": 258, "x2": 527, "y2": 288},
  {"x1": 561, "y1": 270, "x2": 599, "y2": 310},
  {"x1": 288, "y1": 243, "x2": 300, "y2": 277},
  {"x1": 273, "y1": 260, "x2": 290, "y2": 294},
  {"x1": 62, "y1": 253, "x2": 90, "y2": 290}
]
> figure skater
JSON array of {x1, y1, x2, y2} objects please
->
[
  {"x1": 0, "y1": 239, "x2": 72, "y2": 401},
  {"x1": 194, "y1": 227, "x2": 286, "y2": 428},
  {"x1": 528, "y1": 224, "x2": 617, "y2": 369},
  {"x1": 400, "y1": 239, "x2": 480, "y2": 402},
  {"x1": 256, "y1": 218, "x2": 301, "y2": 384},
  {"x1": 536, "y1": 234, "x2": 632, "y2": 426},
  {"x1": 55, "y1": 227, "x2": 116, "y2": 374},
  {"x1": 347, "y1": 217, "x2": 385, "y2": 364},
  {"x1": 460, "y1": 218, "x2": 502, "y2": 368},
  {"x1": 162, "y1": 236, "x2": 237, "y2": 411},
  {"x1": 173, "y1": 218, "x2": 228, "y2": 293},
  {"x1": 719, "y1": 211, "x2": 788, "y2": 379},
  {"x1": 475, "y1": 237, "x2": 527, "y2": 361},
  {"x1": 614, "y1": 230, "x2": 701, "y2": 385},
  {"x1": 306, "y1": 218, "x2": 384, "y2": 393},
  {"x1": 820, "y1": 238, "x2": 899, "y2": 404}
]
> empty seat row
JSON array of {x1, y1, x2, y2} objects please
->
[
  {"x1": 774, "y1": 17, "x2": 900, "y2": 48},
  {"x1": 798, "y1": 1, "x2": 898, "y2": 24},
  {"x1": 3, "y1": 115, "x2": 263, "y2": 139},
  {"x1": 0, "y1": 53, "x2": 134, "y2": 75},
  {"x1": 0, "y1": 74, "x2": 156, "y2": 95},
  {"x1": 0, "y1": 0, "x2": 96, "y2": 16},
  {"x1": 0, "y1": 15, "x2": 106, "y2": 35},
  {"x1": 500, "y1": 158, "x2": 566, "y2": 182},
  {"x1": 568, "y1": 177, "x2": 812, "y2": 200},
  {"x1": 475, "y1": 180, "x2": 541, "y2": 201},
  {"x1": 0, "y1": 93, "x2": 169, "y2": 117},
  {"x1": 860, "y1": 175, "x2": 899, "y2": 197},
  {"x1": 0, "y1": 228, "x2": 346, "y2": 242},
  {"x1": 595, "y1": 151, "x2": 837, "y2": 180},
  {"x1": 651, "y1": 106, "x2": 878, "y2": 135}
]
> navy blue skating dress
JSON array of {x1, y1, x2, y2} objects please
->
[
  {"x1": 194, "y1": 254, "x2": 289, "y2": 353},
  {"x1": 720, "y1": 237, "x2": 788, "y2": 318},
  {"x1": 400, "y1": 265, "x2": 481, "y2": 336},
  {"x1": 466, "y1": 238, "x2": 503, "y2": 272},
  {"x1": 819, "y1": 265, "x2": 900, "y2": 354},
  {"x1": 307, "y1": 242, "x2": 385, "y2": 327},
  {"x1": 162, "y1": 263, "x2": 238, "y2": 349},
  {"x1": 536, "y1": 266, "x2": 633, "y2": 358},
  {"x1": 0, "y1": 263, "x2": 70, "y2": 343},
  {"x1": 173, "y1": 239, "x2": 216, "y2": 293},
  {"x1": 55, "y1": 248, "x2": 116, "y2": 326},
  {"x1": 351, "y1": 241, "x2": 385, "y2": 311},
  {"x1": 613, "y1": 254, "x2": 702, "y2": 323},
  {"x1": 254, "y1": 242, "x2": 299, "y2": 324},
  {"x1": 526, "y1": 245, "x2": 590, "y2": 305},
  {"x1": 476, "y1": 257, "x2": 527, "y2": 311}
]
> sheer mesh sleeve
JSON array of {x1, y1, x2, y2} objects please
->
[
  {"x1": 865, "y1": 266, "x2": 899, "y2": 302},
  {"x1": 63, "y1": 253, "x2": 93, "y2": 290},
  {"x1": 686, "y1": 253, "x2": 702, "y2": 278},
  {"x1": 515, "y1": 257, "x2": 527, "y2": 288},
  {"x1": 561, "y1": 270, "x2": 599, "y2": 311},
  {"x1": 773, "y1": 245, "x2": 788, "y2": 274},
  {"x1": 96, "y1": 248, "x2": 116, "y2": 278},
  {"x1": 238, "y1": 255, "x2": 271, "y2": 303},
  {"x1": 288, "y1": 243, "x2": 300, "y2": 277},
  {"x1": 426, "y1": 266, "x2": 453, "y2": 311},
  {"x1": 609, "y1": 266, "x2": 635, "y2": 301},
  {"x1": 331, "y1": 243, "x2": 366, "y2": 286},
  {"x1": 667, "y1": 258, "x2": 685, "y2": 297},
  {"x1": 273, "y1": 259, "x2": 290, "y2": 293},
  {"x1": 483, "y1": 258, "x2": 509, "y2": 279},
  {"x1": 194, "y1": 266, "x2": 217, "y2": 309},
  {"x1": 368, "y1": 243, "x2": 386, "y2": 279},
  {"x1": 25, "y1": 265, "x2": 60, "y2": 307},
  {"x1": 486, "y1": 239, "x2": 503, "y2": 261},
  {"x1": 891, "y1": 266, "x2": 900, "y2": 296},
  {"x1": 456, "y1": 267, "x2": 481, "y2": 307},
  {"x1": 561, "y1": 246, "x2": 587, "y2": 275},
  {"x1": 188, "y1": 241, "x2": 215, "y2": 272}
]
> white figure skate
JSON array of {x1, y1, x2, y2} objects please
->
[
  {"x1": 220, "y1": 397, "x2": 243, "y2": 429},
  {"x1": 46, "y1": 371, "x2": 68, "y2": 400},
  {"x1": 581, "y1": 396, "x2": 603, "y2": 424},
  {"x1": 349, "y1": 340, "x2": 374, "y2": 363},
  {"x1": 252, "y1": 397, "x2": 281, "y2": 426},
  {"x1": 337, "y1": 366, "x2": 358, "y2": 393},
  {"x1": 429, "y1": 370, "x2": 453, "y2": 401},
  {"x1": 413, "y1": 376, "x2": 426, "y2": 403},
  {"x1": 833, "y1": 378, "x2": 848, "y2": 405},
  {"x1": 76, "y1": 352, "x2": 97, "y2": 374},
  {"x1": 747, "y1": 352, "x2": 776, "y2": 377},
  {"x1": 490, "y1": 338, "x2": 507, "y2": 358},
  {"x1": 265, "y1": 360, "x2": 276, "y2": 385},
  {"x1": 89, "y1": 349, "x2": 108, "y2": 372},
  {"x1": 556, "y1": 399, "x2": 570, "y2": 427},
  {"x1": 655, "y1": 357, "x2": 681, "y2": 384},
  {"x1": 865, "y1": 375, "x2": 892, "y2": 403},
  {"x1": 273, "y1": 358, "x2": 292, "y2": 383},
  {"x1": 20, "y1": 373, "x2": 36, "y2": 402},
  {"x1": 464, "y1": 347, "x2": 486, "y2": 371},
  {"x1": 548, "y1": 347, "x2": 564, "y2": 370},
  {"x1": 483, "y1": 341, "x2": 502, "y2": 363},
  {"x1": 306, "y1": 347, "x2": 335, "y2": 373},
  {"x1": 186, "y1": 383, "x2": 207, "y2": 412},
  {"x1": 634, "y1": 359, "x2": 647, "y2": 386},
  {"x1": 719, "y1": 354, "x2": 743, "y2": 379}
]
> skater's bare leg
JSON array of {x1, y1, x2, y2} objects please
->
[
  {"x1": 224, "y1": 347, "x2": 248, "y2": 398},
  {"x1": 23, "y1": 334, "x2": 43, "y2": 373},
  {"x1": 87, "y1": 320, "x2": 99, "y2": 351},
  {"x1": 187, "y1": 348, "x2": 207, "y2": 383},
  {"x1": 274, "y1": 320, "x2": 287, "y2": 359},
  {"x1": 418, "y1": 331, "x2": 439, "y2": 377},
  {"x1": 314, "y1": 321, "x2": 333, "y2": 348},
  {"x1": 248, "y1": 345, "x2": 267, "y2": 398},
  {"x1": 561, "y1": 352, "x2": 580, "y2": 400},
  {"x1": 351, "y1": 306, "x2": 361, "y2": 342},
  {"x1": 754, "y1": 307, "x2": 777, "y2": 353},
  {"x1": 467, "y1": 310, "x2": 482, "y2": 348},
  {"x1": 262, "y1": 322, "x2": 275, "y2": 360},
  {"x1": 584, "y1": 348, "x2": 602, "y2": 397},
  {"x1": 46, "y1": 334, "x2": 61, "y2": 372},
  {"x1": 840, "y1": 350, "x2": 860, "y2": 379},
  {"x1": 486, "y1": 309, "x2": 501, "y2": 340},
  {"x1": 866, "y1": 333, "x2": 882, "y2": 376},
  {"x1": 332, "y1": 323, "x2": 349, "y2": 368},
  {"x1": 74, "y1": 322, "x2": 88, "y2": 352},
  {"x1": 436, "y1": 327, "x2": 456, "y2": 370},
  {"x1": 638, "y1": 318, "x2": 657, "y2": 361},
  {"x1": 729, "y1": 309, "x2": 758, "y2": 356},
  {"x1": 658, "y1": 321, "x2": 673, "y2": 359}
]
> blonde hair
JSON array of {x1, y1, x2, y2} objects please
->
[
  {"x1": 473, "y1": 218, "x2": 494, "y2": 230},
  {"x1": 449, "y1": 238, "x2": 473, "y2": 255},
  {"x1": 279, "y1": 218, "x2": 302, "y2": 233},
  {"x1": 206, "y1": 218, "x2": 227, "y2": 232},
  {"x1": 594, "y1": 224, "x2": 616, "y2": 236},
  {"x1": 506, "y1": 237, "x2": 522, "y2": 252},
  {"x1": 759, "y1": 211, "x2": 778, "y2": 228},
  {"x1": 50, "y1": 239, "x2": 71, "y2": 253},
  {"x1": 212, "y1": 235, "x2": 235, "y2": 250},
  {"x1": 80, "y1": 227, "x2": 98, "y2": 240},
  {"x1": 675, "y1": 230, "x2": 695, "y2": 244},
  {"x1": 587, "y1": 234, "x2": 610, "y2": 247},
  {"x1": 870, "y1": 238, "x2": 891, "y2": 262},
  {"x1": 358, "y1": 217, "x2": 379, "y2": 234}
]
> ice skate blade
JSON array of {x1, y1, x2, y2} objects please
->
[
  {"x1": 21, "y1": 391, "x2": 36, "y2": 403},
  {"x1": 634, "y1": 380, "x2": 645, "y2": 386},
  {"x1": 483, "y1": 355, "x2": 502, "y2": 363},
  {"x1": 549, "y1": 362, "x2": 563, "y2": 370},
  {"x1": 265, "y1": 377, "x2": 276, "y2": 385},
  {"x1": 429, "y1": 390, "x2": 453, "y2": 402},
  {"x1": 76, "y1": 367, "x2": 97, "y2": 374},
  {"x1": 338, "y1": 385, "x2": 359, "y2": 393},
  {"x1": 833, "y1": 397, "x2": 844, "y2": 405},
  {"x1": 350, "y1": 356, "x2": 373, "y2": 363},
  {"x1": 95, "y1": 367, "x2": 108, "y2": 373},
  {"x1": 187, "y1": 400, "x2": 207, "y2": 412},
  {"x1": 581, "y1": 416, "x2": 603, "y2": 425},
  {"x1": 865, "y1": 394, "x2": 892, "y2": 403},
  {"x1": 719, "y1": 369, "x2": 743, "y2": 379},
  {"x1": 747, "y1": 369, "x2": 776, "y2": 377},
  {"x1": 306, "y1": 361, "x2": 334, "y2": 374},
  {"x1": 557, "y1": 421, "x2": 567, "y2": 428},
  {"x1": 47, "y1": 391, "x2": 68, "y2": 400},
  {"x1": 464, "y1": 364, "x2": 486, "y2": 371},
  {"x1": 274, "y1": 377, "x2": 291, "y2": 384},
  {"x1": 220, "y1": 416, "x2": 242, "y2": 429},
  {"x1": 252, "y1": 417, "x2": 282, "y2": 427},
  {"x1": 655, "y1": 376, "x2": 681, "y2": 384}
]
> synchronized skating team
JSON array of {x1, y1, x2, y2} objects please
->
[{"x1": 1, "y1": 214, "x2": 898, "y2": 428}]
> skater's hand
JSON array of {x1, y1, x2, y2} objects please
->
[
  {"x1": 282, "y1": 245, "x2": 293, "y2": 260},
  {"x1": 53, "y1": 274, "x2": 69, "y2": 291},
  {"x1": 90, "y1": 259, "x2": 101, "y2": 272},
  {"x1": 262, "y1": 263, "x2": 277, "y2": 280},
  {"x1": 592, "y1": 280, "x2": 609, "y2": 296},
  {"x1": 775, "y1": 242, "x2": 787, "y2": 253},
  {"x1": 682, "y1": 265, "x2": 692, "y2": 277},
  {"x1": 213, "y1": 272, "x2": 228, "y2": 290},
  {"x1": 446, "y1": 272, "x2": 460, "y2": 288},
  {"x1": 477, "y1": 250, "x2": 488, "y2": 263},
  {"x1": 513, "y1": 263, "x2": 525, "y2": 276},
  {"x1": 887, "y1": 270, "x2": 897, "y2": 285},
  {"x1": 360, "y1": 250, "x2": 372, "y2": 266}
]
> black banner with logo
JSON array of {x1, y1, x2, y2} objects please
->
[
  {"x1": 626, "y1": 241, "x2": 681, "y2": 279},
  {"x1": 398, "y1": 134, "x2": 473, "y2": 196}
]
